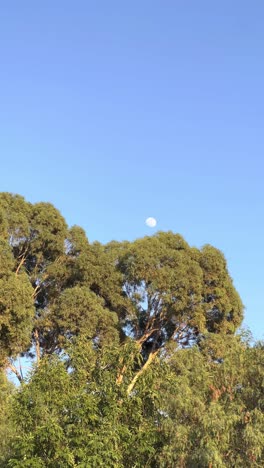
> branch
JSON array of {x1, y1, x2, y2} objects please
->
[
  {"x1": 116, "y1": 364, "x2": 127, "y2": 385},
  {"x1": 32, "y1": 273, "x2": 49, "y2": 299},
  {"x1": 116, "y1": 328, "x2": 159, "y2": 386},
  {"x1": 34, "y1": 329, "x2": 41, "y2": 365},
  {"x1": 15, "y1": 255, "x2": 26, "y2": 276},
  {"x1": 15, "y1": 245, "x2": 30, "y2": 276},
  {"x1": 32, "y1": 284, "x2": 40, "y2": 299},
  {"x1": 137, "y1": 328, "x2": 159, "y2": 347},
  {"x1": 126, "y1": 349, "x2": 159, "y2": 395},
  {"x1": 7, "y1": 359, "x2": 23, "y2": 383}
]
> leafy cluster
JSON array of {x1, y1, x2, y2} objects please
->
[{"x1": 0, "y1": 193, "x2": 263, "y2": 467}]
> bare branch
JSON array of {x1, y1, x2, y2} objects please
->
[
  {"x1": 34, "y1": 329, "x2": 41, "y2": 366},
  {"x1": 7, "y1": 359, "x2": 23, "y2": 383},
  {"x1": 137, "y1": 328, "x2": 159, "y2": 347},
  {"x1": 15, "y1": 255, "x2": 26, "y2": 276},
  {"x1": 126, "y1": 349, "x2": 159, "y2": 395},
  {"x1": 116, "y1": 364, "x2": 127, "y2": 385}
]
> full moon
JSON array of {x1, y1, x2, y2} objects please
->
[{"x1": 145, "y1": 217, "x2": 157, "y2": 228}]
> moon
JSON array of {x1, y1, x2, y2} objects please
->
[{"x1": 145, "y1": 217, "x2": 157, "y2": 228}]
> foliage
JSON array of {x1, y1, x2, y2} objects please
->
[
  {"x1": 157, "y1": 336, "x2": 264, "y2": 467},
  {"x1": 0, "y1": 193, "x2": 262, "y2": 466},
  {"x1": 0, "y1": 371, "x2": 15, "y2": 467}
]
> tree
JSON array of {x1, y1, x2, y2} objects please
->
[
  {"x1": 156, "y1": 335, "x2": 264, "y2": 467},
  {"x1": 1, "y1": 192, "x2": 262, "y2": 467},
  {"x1": 0, "y1": 193, "x2": 243, "y2": 386},
  {"x1": 110, "y1": 232, "x2": 243, "y2": 393},
  {"x1": 0, "y1": 370, "x2": 15, "y2": 467},
  {"x1": 8, "y1": 332, "x2": 264, "y2": 467},
  {"x1": 0, "y1": 235, "x2": 34, "y2": 368},
  {"x1": 8, "y1": 342, "x2": 162, "y2": 467},
  {"x1": 0, "y1": 193, "x2": 68, "y2": 368},
  {"x1": 0, "y1": 194, "x2": 123, "y2": 372}
]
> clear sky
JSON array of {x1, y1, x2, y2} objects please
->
[{"x1": 0, "y1": 1, "x2": 263, "y2": 340}]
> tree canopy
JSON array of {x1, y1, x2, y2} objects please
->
[{"x1": 0, "y1": 193, "x2": 263, "y2": 467}]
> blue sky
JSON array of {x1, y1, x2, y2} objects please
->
[{"x1": 0, "y1": 1, "x2": 263, "y2": 339}]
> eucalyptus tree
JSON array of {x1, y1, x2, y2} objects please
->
[
  {"x1": 0, "y1": 193, "x2": 122, "y2": 376},
  {"x1": 156, "y1": 336, "x2": 264, "y2": 467},
  {"x1": 0, "y1": 192, "x2": 262, "y2": 467},
  {"x1": 111, "y1": 232, "x2": 243, "y2": 393},
  {"x1": 0, "y1": 192, "x2": 244, "y2": 391}
]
